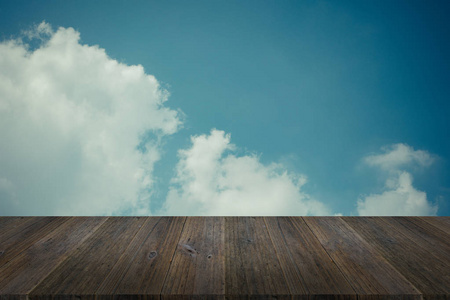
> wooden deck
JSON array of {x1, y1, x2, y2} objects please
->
[{"x1": 0, "y1": 217, "x2": 448, "y2": 300}]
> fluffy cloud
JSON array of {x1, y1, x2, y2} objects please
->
[
  {"x1": 0, "y1": 22, "x2": 181, "y2": 215},
  {"x1": 364, "y1": 143, "x2": 434, "y2": 170},
  {"x1": 357, "y1": 172, "x2": 437, "y2": 216},
  {"x1": 162, "y1": 129, "x2": 330, "y2": 216},
  {"x1": 357, "y1": 144, "x2": 437, "y2": 216}
]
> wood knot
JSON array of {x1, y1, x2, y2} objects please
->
[
  {"x1": 181, "y1": 244, "x2": 199, "y2": 257},
  {"x1": 149, "y1": 251, "x2": 157, "y2": 259}
]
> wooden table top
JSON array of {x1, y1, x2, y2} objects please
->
[{"x1": 0, "y1": 217, "x2": 448, "y2": 300}]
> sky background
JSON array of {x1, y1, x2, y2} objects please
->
[{"x1": 0, "y1": 0, "x2": 449, "y2": 216}]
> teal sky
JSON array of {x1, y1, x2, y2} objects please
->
[{"x1": 0, "y1": 0, "x2": 449, "y2": 216}]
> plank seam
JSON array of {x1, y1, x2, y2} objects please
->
[
  {"x1": 385, "y1": 217, "x2": 450, "y2": 250},
  {"x1": 263, "y1": 217, "x2": 296, "y2": 295},
  {"x1": 241, "y1": 217, "x2": 258, "y2": 296},
  {"x1": 95, "y1": 217, "x2": 151, "y2": 296},
  {"x1": 358, "y1": 217, "x2": 448, "y2": 294},
  {"x1": 0, "y1": 217, "x2": 68, "y2": 269},
  {"x1": 224, "y1": 217, "x2": 254, "y2": 298},
  {"x1": 340, "y1": 217, "x2": 424, "y2": 297},
  {"x1": 96, "y1": 217, "x2": 159, "y2": 295},
  {"x1": 159, "y1": 216, "x2": 188, "y2": 300},
  {"x1": 0, "y1": 217, "x2": 75, "y2": 294},
  {"x1": 0, "y1": 218, "x2": 43, "y2": 244},
  {"x1": 301, "y1": 217, "x2": 359, "y2": 296},
  {"x1": 419, "y1": 217, "x2": 450, "y2": 237},
  {"x1": 26, "y1": 217, "x2": 109, "y2": 299}
]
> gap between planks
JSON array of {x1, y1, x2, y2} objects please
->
[{"x1": 1, "y1": 217, "x2": 448, "y2": 299}]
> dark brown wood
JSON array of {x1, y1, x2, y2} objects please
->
[
  {"x1": 0, "y1": 217, "x2": 69, "y2": 268},
  {"x1": 29, "y1": 217, "x2": 146, "y2": 300},
  {"x1": 420, "y1": 217, "x2": 450, "y2": 236},
  {"x1": 96, "y1": 217, "x2": 186, "y2": 299},
  {"x1": 0, "y1": 217, "x2": 26, "y2": 229},
  {"x1": 0, "y1": 217, "x2": 107, "y2": 296},
  {"x1": 0, "y1": 216, "x2": 448, "y2": 300},
  {"x1": 342, "y1": 217, "x2": 450, "y2": 300},
  {"x1": 304, "y1": 217, "x2": 421, "y2": 300},
  {"x1": 95, "y1": 216, "x2": 161, "y2": 297},
  {"x1": 264, "y1": 217, "x2": 356, "y2": 299},
  {"x1": 225, "y1": 217, "x2": 290, "y2": 300},
  {"x1": 0, "y1": 217, "x2": 38, "y2": 242},
  {"x1": 162, "y1": 217, "x2": 225, "y2": 300},
  {"x1": 381, "y1": 217, "x2": 450, "y2": 261}
]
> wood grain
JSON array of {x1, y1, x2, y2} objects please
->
[
  {"x1": 342, "y1": 217, "x2": 450, "y2": 299},
  {"x1": 0, "y1": 217, "x2": 69, "y2": 268},
  {"x1": 162, "y1": 217, "x2": 225, "y2": 300},
  {"x1": 419, "y1": 217, "x2": 450, "y2": 236},
  {"x1": 29, "y1": 217, "x2": 146, "y2": 300},
  {"x1": 0, "y1": 217, "x2": 26, "y2": 229},
  {"x1": 0, "y1": 217, "x2": 107, "y2": 296},
  {"x1": 381, "y1": 217, "x2": 450, "y2": 261},
  {"x1": 97, "y1": 217, "x2": 186, "y2": 300},
  {"x1": 264, "y1": 217, "x2": 355, "y2": 299},
  {"x1": 304, "y1": 217, "x2": 421, "y2": 300},
  {"x1": 0, "y1": 217, "x2": 38, "y2": 242},
  {"x1": 0, "y1": 217, "x2": 448, "y2": 300},
  {"x1": 225, "y1": 217, "x2": 290, "y2": 300}
]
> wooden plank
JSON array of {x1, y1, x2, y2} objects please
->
[
  {"x1": 0, "y1": 217, "x2": 42, "y2": 243},
  {"x1": 95, "y1": 217, "x2": 161, "y2": 297},
  {"x1": 420, "y1": 217, "x2": 450, "y2": 236},
  {"x1": 29, "y1": 217, "x2": 147, "y2": 300},
  {"x1": 304, "y1": 217, "x2": 421, "y2": 300},
  {"x1": 96, "y1": 217, "x2": 186, "y2": 300},
  {"x1": 342, "y1": 217, "x2": 450, "y2": 299},
  {"x1": 225, "y1": 217, "x2": 290, "y2": 300},
  {"x1": 0, "y1": 217, "x2": 69, "y2": 268},
  {"x1": 264, "y1": 217, "x2": 355, "y2": 298},
  {"x1": 380, "y1": 217, "x2": 450, "y2": 260},
  {"x1": 161, "y1": 217, "x2": 224, "y2": 300},
  {"x1": 0, "y1": 217, "x2": 24, "y2": 229},
  {"x1": 0, "y1": 217, "x2": 107, "y2": 296},
  {"x1": 0, "y1": 216, "x2": 447, "y2": 300}
]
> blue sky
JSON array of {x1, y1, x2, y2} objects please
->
[{"x1": 0, "y1": 0, "x2": 449, "y2": 216}]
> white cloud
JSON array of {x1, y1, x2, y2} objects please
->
[
  {"x1": 357, "y1": 144, "x2": 437, "y2": 216},
  {"x1": 364, "y1": 143, "x2": 434, "y2": 171},
  {"x1": 162, "y1": 129, "x2": 330, "y2": 216},
  {"x1": 23, "y1": 21, "x2": 54, "y2": 40},
  {"x1": 357, "y1": 171, "x2": 437, "y2": 216},
  {"x1": 0, "y1": 22, "x2": 181, "y2": 215}
]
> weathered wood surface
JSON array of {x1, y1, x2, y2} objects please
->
[
  {"x1": 0, "y1": 217, "x2": 448, "y2": 300},
  {"x1": 343, "y1": 217, "x2": 450, "y2": 300}
]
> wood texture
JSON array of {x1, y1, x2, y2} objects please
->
[
  {"x1": 342, "y1": 217, "x2": 450, "y2": 300},
  {"x1": 29, "y1": 217, "x2": 146, "y2": 300},
  {"x1": 264, "y1": 217, "x2": 355, "y2": 299},
  {"x1": 162, "y1": 217, "x2": 224, "y2": 300},
  {"x1": 419, "y1": 217, "x2": 450, "y2": 237},
  {"x1": 225, "y1": 217, "x2": 290, "y2": 300},
  {"x1": 0, "y1": 217, "x2": 448, "y2": 300},
  {"x1": 0, "y1": 217, "x2": 27, "y2": 229},
  {"x1": 0, "y1": 217, "x2": 69, "y2": 268},
  {"x1": 380, "y1": 217, "x2": 450, "y2": 262},
  {"x1": 0, "y1": 217, "x2": 107, "y2": 296},
  {"x1": 97, "y1": 217, "x2": 186, "y2": 299},
  {"x1": 304, "y1": 217, "x2": 421, "y2": 300}
]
